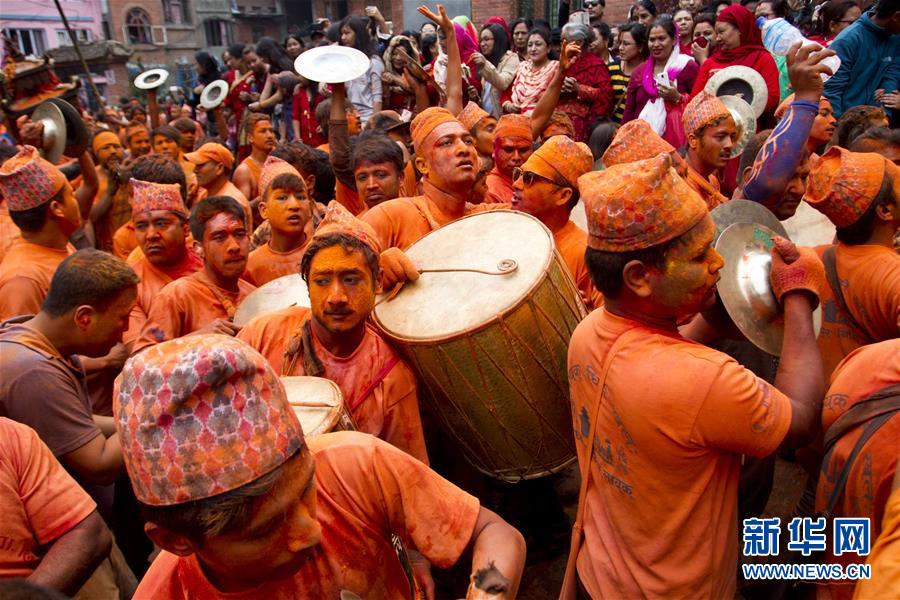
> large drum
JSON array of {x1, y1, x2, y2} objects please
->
[
  {"x1": 373, "y1": 210, "x2": 585, "y2": 482},
  {"x1": 281, "y1": 376, "x2": 354, "y2": 435},
  {"x1": 233, "y1": 274, "x2": 310, "y2": 326}
]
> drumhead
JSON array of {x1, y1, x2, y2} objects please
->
[
  {"x1": 373, "y1": 210, "x2": 554, "y2": 340},
  {"x1": 233, "y1": 274, "x2": 310, "y2": 326},
  {"x1": 281, "y1": 376, "x2": 343, "y2": 436}
]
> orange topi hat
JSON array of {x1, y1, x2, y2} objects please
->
[
  {"x1": 307, "y1": 200, "x2": 382, "y2": 257},
  {"x1": 0, "y1": 145, "x2": 68, "y2": 211},
  {"x1": 802, "y1": 146, "x2": 893, "y2": 227},
  {"x1": 494, "y1": 114, "x2": 532, "y2": 142},
  {"x1": 457, "y1": 101, "x2": 491, "y2": 132},
  {"x1": 410, "y1": 106, "x2": 463, "y2": 154},
  {"x1": 683, "y1": 90, "x2": 732, "y2": 137},
  {"x1": 602, "y1": 120, "x2": 675, "y2": 167},
  {"x1": 579, "y1": 152, "x2": 708, "y2": 252},
  {"x1": 258, "y1": 156, "x2": 305, "y2": 199},
  {"x1": 522, "y1": 135, "x2": 593, "y2": 188}
]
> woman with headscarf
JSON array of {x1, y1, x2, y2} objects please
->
[
  {"x1": 556, "y1": 23, "x2": 613, "y2": 142},
  {"x1": 691, "y1": 5, "x2": 780, "y2": 117},
  {"x1": 504, "y1": 28, "x2": 559, "y2": 116},
  {"x1": 381, "y1": 35, "x2": 419, "y2": 113},
  {"x1": 622, "y1": 16, "x2": 698, "y2": 147},
  {"x1": 472, "y1": 23, "x2": 519, "y2": 118}
]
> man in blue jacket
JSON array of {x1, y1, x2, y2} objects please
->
[{"x1": 824, "y1": 0, "x2": 900, "y2": 118}]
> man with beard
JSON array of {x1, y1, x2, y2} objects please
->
[
  {"x1": 124, "y1": 125, "x2": 151, "y2": 160},
  {"x1": 484, "y1": 114, "x2": 532, "y2": 204},
  {"x1": 239, "y1": 201, "x2": 428, "y2": 462},
  {"x1": 0, "y1": 147, "x2": 81, "y2": 320},
  {"x1": 134, "y1": 195, "x2": 255, "y2": 352},
  {"x1": 89, "y1": 131, "x2": 130, "y2": 251},
  {"x1": 565, "y1": 153, "x2": 826, "y2": 598},
  {"x1": 233, "y1": 114, "x2": 276, "y2": 204}
]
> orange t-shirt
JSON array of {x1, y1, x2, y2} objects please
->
[
  {"x1": 335, "y1": 180, "x2": 367, "y2": 216},
  {"x1": 113, "y1": 222, "x2": 137, "y2": 259},
  {"x1": 0, "y1": 241, "x2": 72, "y2": 321},
  {"x1": 484, "y1": 167, "x2": 514, "y2": 205},
  {"x1": 132, "y1": 432, "x2": 479, "y2": 599},
  {"x1": 0, "y1": 202, "x2": 20, "y2": 265},
  {"x1": 211, "y1": 180, "x2": 251, "y2": 212},
  {"x1": 400, "y1": 160, "x2": 418, "y2": 198},
  {"x1": 813, "y1": 243, "x2": 900, "y2": 380},
  {"x1": 238, "y1": 307, "x2": 428, "y2": 463},
  {"x1": 554, "y1": 220, "x2": 602, "y2": 311},
  {"x1": 0, "y1": 418, "x2": 97, "y2": 579},
  {"x1": 246, "y1": 239, "x2": 311, "y2": 287},
  {"x1": 125, "y1": 251, "x2": 204, "y2": 344},
  {"x1": 854, "y1": 484, "x2": 900, "y2": 600},
  {"x1": 685, "y1": 166, "x2": 727, "y2": 210},
  {"x1": 362, "y1": 196, "x2": 441, "y2": 251},
  {"x1": 134, "y1": 270, "x2": 256, "y2": 352},
  {"x1": 567, "y1": 309, "x2": 792, "y2": 598},
  {"x1": 815, "y1": 339, "x2": 900, "y2": 600}
]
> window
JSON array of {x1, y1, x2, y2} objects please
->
[
  {"x1": 204, "y1": 19, "x2": 233, "y2": 46},
  {"x1": 251, "y1": 26, "x2": 264, "y2": 42},
  {"x1": 125, "y1": 8, "x2": 152, "y2": 44},
  {"x1": 56, "y1": 29, "x2": 92, "y2": 45},
  {"x1": 162, "y1": 0, "x2": 191, "y2": 25},
  {"x1": 2, "y1": 29, "x2": 47, "y2": 57}
]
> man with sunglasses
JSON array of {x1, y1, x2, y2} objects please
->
[
  {"x1": 511, "y1": 135, "x2": 602, "y2": 309},
  {"x1": 583, "y1": 0, "x2": 606, "y2": 24}
]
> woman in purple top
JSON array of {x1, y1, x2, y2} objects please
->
[{"x1": 622, "y1": 15, "x2": 698, "y2": 147}]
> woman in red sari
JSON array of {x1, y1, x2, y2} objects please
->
[{"x1": 691, "y1": 5, "x2": 780, "y2": 118}]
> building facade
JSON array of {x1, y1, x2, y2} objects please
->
[{"x1": 1, "y1": 0, "x2": 104, "y2": 57}]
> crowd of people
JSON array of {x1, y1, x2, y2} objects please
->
[{"x1": 0, "y1": 0, "x2": 898, "y2": 597}]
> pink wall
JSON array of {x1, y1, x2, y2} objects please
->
[{"x1": 1, "y1": 0, "x2": 104, "y2": 53}]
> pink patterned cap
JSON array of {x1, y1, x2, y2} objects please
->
[
  {"x1": 308, "y1": 200, "x2": 382, "y2": 256},
  {"x1": 579, "y1": 152, "x2": 708, "y2": 251},
  {"x1": 257, "y1": 156, "x2": 303, "y2": 200},
  {"x1": 114, "y1": 335, "x2": 306, "y2": 506},
  {"x1": 131, "y1": 178, "x2": 189, "y2": 220},
  {"x1": 0, "y1": 145, "x2": 68, "y2": 211},
  {"x1": 682, "y1": 90, "x2": 732, "y2": 137}
]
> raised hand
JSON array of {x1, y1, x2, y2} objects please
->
[
  {"x1": 560, "y1": 41, "x2": 582, "y2": 73},
  {"x1": 417, "y1": 4, "x2": 452, "y2": 33},
  {"x1": 786, "y1": 41, "x2": 837, "y2": 101}
]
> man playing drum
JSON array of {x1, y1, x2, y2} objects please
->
[
  {"x1": 564, "y1": 153, "x2": 827, "y2": 598},
  {"x1": 239, "y1": 202, "x2": 428, "y2": 464},
  {"x1": 118, "y1": 335, "x2": 526, "y2": 598},
  {"x1": 511, "y1": 134, "x2": 601, "y2": 309}
]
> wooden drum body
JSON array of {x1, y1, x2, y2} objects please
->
[{"x1": 373, "y1": 211, "x2": 586, "y2": 482}]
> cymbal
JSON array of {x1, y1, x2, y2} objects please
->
[
  {"x1": 294, "y1": 46, "x2": 370, "y2": 84},
  {"x1": 134, "y1": 68, "x2": 169, "y2": 90},
  {"x1": 31, "y1": 101, "x2": 66, "y2": 164},
  {"x1": 47, "y1": 97, "x2": 89, "y2": 157},
  {"x1": 232, "y1": 274, "x2": 310, "y2": 327},
  {"x1": 200, "y1": 80, "x2": 229, "y2": 110},
  {"x1": 715, "y1": 222, "x2": 821, "y2": 356},
  {"x1": 705, "y1": 65, "x2": 768, "y2": 119},
  {"x1": 719, "y1": 95, "x2": 756, "y2": 159},
  {"x1": 710, "y1": 199, "x2": 786, "y2": 242}
]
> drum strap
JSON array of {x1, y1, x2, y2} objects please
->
[
  {"x1": 410, "y1": 196, "x2": 442, "y2": 232},
  {"x1": 347, "y1": 356, "x2": 400, "y2": 414},
  {"x1": 822, "y1": 246, "x2": 870, "y2": 343},
  {"x1": 283, "y1": 318, "x2": 325, "y2": 377},
  {"x1": 560, "y1": 326, "x2": 639, "y2": 600}
]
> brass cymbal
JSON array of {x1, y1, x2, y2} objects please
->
[
  {"x1": 199, "y1": 80, "x2": 229, "y2": 110},
  {"x1": 715, "y1": 222, "x2": 821, "y2": 356},
  {"x1": 31, "y1": 101, "x2": 66, "y2": 164},
  {"x1": 719, "y1": 95, "x2": 757, "y2": 159},
  {"x1": 232, "y1": 274, "x2": 309, "y2": 327},
  {"x1": 710, "y1": 199, "x2": 786, "y2": 242}
]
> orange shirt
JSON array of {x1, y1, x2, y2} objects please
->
[
  {"x1": 238, "y1": 307, "x2": 428, "y2": 463},
  {"x1": 132, "y1": 432, "x2": 478, "y2": 599},
  {"x1": 813, "y1": 243, "x2": 900, "y2": 380},
  {"x1": 554, "y1": 220, "x2": 602, "y2": 311},
  {"x1": 246, "y1": 238, "x2": 311, "y2": 287},
  {"x1": 484, "y1": 167, "x2": 514, "y2": 204},
  {"x1": 238, "y1": 156, "x2": 263, "y2": 200},
  {"x1": 0, "y1": 241, "x2": 72, "y2": 321},
  {"x1": 125, "y1": 251, "x2": 204, "y2": 344},
  {"x1": 113, "y1": 222, "x2": 137, "y2": 259},
  {"x1": 335, "y1": 180, "x2": 367, "y2": 216},
  {"x1": 815, "y1": 339, "x2": 900, "y2": 600},
  {"x1": 211, "y1": 180, "x2": 251, "y2": 213},
  {"x1": 400, "y1": 160, "x2": 418, "y2": 198},
  {"x1": 685, "y1": 166, "x2": 727, "y2": 210},
  {"x1": 0, "y1": 418, "x2": 97, "y2": 579},
  {"x1": 567, "y1": 309, "x2": 791, "y2": 598},
  {"x1": 134, "y1": 270, "x2": 256, "y2": 352},
  {"x1": 854, "y1": 484, "x2": 900, "y2": 600},
  {"x1": 0, "y1": 202, "x2": 20, "y2": 265}
]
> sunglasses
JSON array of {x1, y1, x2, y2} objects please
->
[
  {"x1": 513, "y1": 168, "x2": 566, "y2": 188},
  {"x1": 584, "y1": 0, "x2": 600, "y2": 6}
]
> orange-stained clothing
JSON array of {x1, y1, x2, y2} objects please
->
[
  {"x1": 0, "y1": 241, "x2": 72, "y2": 320},
  {"x1": 401, "y1": 160, "x2": 418, "y2": 198},
  {"x1": 0, "y1": 418, "x2": 97, "y2": 579},
  {"x1": 813, "y1": 243, "x2": 900, "y2": 380},
  {"x1": 567, "y1": 309, "x2": 792, "y2": 598},
  {"x1": 112, "y1": 222, "x2": 137, "y2": 259},
  {"x1": 210, "y1": 180, "x2": 251, "y2": 215},
  {"x1": 237, "y1": 156, "x2": 262, "y2": 200},
  {"x1": 854, "y1": 483, "x2": 900, "y2": 600},
  {"x1": 484, "y1": 167, "x2": 514, "y2": 204},
  {"x1": 335, "y1": 180, "x2": 367, "y2": 216},
  {"x1": 0, "y1": 202, "x2": 20, "y2": 264},
  {"x1": 685, "y1": 165, "x2": 727, "y2": 210},
  {"x1": 246, "y1": 238, "x2": 311, "y2": 286},
  {"x1": 93, "y1": 169, "x2": 132, "y2": 253},
  {"x1": 132, "y1": 431, "x2": 479, "y2": 600},
  {"x1": 134, "y1": 270, "x2": 255, "y2": 352},
  {"x1": 238, "y1": 306, "x2": 428, "y2": 463},
  {"x1": 814, "y1": 339, "x2": 900, "y2": 600},
  {"x1": 125, "y1": 250, "x2": 204, "y2": 344},
  {"x1": 554, "y1": 219, "x2": 602, "y2": 311}
]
